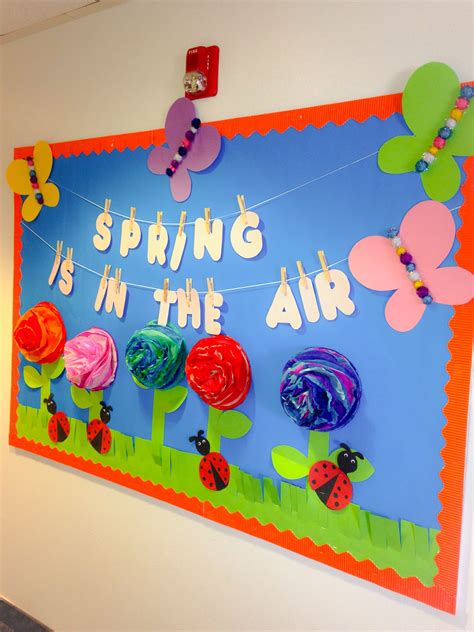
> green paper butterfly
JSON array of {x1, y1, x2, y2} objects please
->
[{"x1": 378, "y1": 62, "x2": 474, "y2": 201}]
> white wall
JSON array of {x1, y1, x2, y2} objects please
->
[{"x1": 1, "y1": 1, "x2": 472, "y2": 630}]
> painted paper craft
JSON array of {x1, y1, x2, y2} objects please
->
[
  {"x1": 348, "y1": 200, "x2": 473, "y2": 332},
  {"x1": 6, "y1": 140, "x2": 59, "y2": 221},
  {"x1": 147, "y1": 98, "x2": 221, "y2": 202},
  {"x1": 378, "y1": 62, "x2": 474, "y2": 201},
  {"x1": 8, "y1": 66, "x2": 474, "y2": 615}
]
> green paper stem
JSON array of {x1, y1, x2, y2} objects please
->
[
  {"x1": 151, "y1": 386, "x2": 188, "y2": 461},
  {"x1": 207, "y1": 406, "x2": 223, "y2": 453},
  {"x1": 307, "y1": 430, "x2": 329, "y2": 463}
]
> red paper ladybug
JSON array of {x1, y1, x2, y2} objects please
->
[
  {"x1": 309, "y1": 443, "x2": 364, "y2": 511},
  {"x1": 87, "y1": 401, "x2": 113, "y2": 454},
  {"x1": 189, "y1": 430, "x2": 230, "y2": 491},
  {"x1": 44, "y1": 393, "x2": 70, "y2": 443}
]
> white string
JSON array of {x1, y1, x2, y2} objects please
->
[
  {"x1": 21, "y1": 203, "x2": 461, "y2": 296},
  {"x1": 49, "y1": 150, "x2": 379, "y2": 226}
]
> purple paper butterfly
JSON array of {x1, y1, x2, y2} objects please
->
[{"x1": 147, "y1": 98, "x2": 221, "y2": 202}]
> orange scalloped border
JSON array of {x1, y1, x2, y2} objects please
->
[{"x1": 10, "y1": 91, "x2": 473, "y2": 614}]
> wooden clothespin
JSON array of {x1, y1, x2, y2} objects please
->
[
  {"x1": 237, "y1": 194, "x2": 247, "y2": 225},
  {"x1": 114, "y1": 267, "x2": 122, "y2": 294},
  {"x1": 156, "y1": 211, "x2": 163, "y2": 235},
  {"x1": 178, "y1": 211, "x2": 187, "y2": 236},
  {"x1": 104, "y1": 198, "x2": 111, "y2": 215},
  {"x1": 204, "y1": 207, "x2": 211, "y2": 234},
  {"x1": 163, "y1": 278, "x2": 169, "y2": 303},
  {"x1": 55, "y1": 240, "x2": 63, "y2": 262},
  {"x1": 318, "y1": 250, "x2": 332, "y2": 283},
  {"x1": 185, "y1": 278, "x2": 192, "y2": 306},
  {"x1": 280, "y1": 267, "x2": 287, "y2": 295},
  {"x1": 296, "y1": 260, "x2": 308, "y2": 289},
  {"x1": 66, "y1": 247, "x2": 73, "y2": 263},
  {"x1": 101, "y1": 263, "x2": 111, "y2": 289},
  {"x1": 207, "y1": 277, "x2": 215, "y2": 305},
  {"x1": 129, "y1": 207, "x2": 136, "y2": 231}
]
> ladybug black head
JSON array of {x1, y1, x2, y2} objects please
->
[
  {"x1": 99, "y1": 401, "x2": 113, "y2": 424},
  {"x1": 43, "y1": 393, "x2": 57, "y2": 415},
  {"x1": 189, "y1": 430, "x2": 210, "y2": 456},
  {"x1": 337, "y1": 443, "x2": 364, "y2": 474}
]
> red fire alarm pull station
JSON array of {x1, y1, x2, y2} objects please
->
[{"x1": 183, "y1": 45, "x2": 219, "y2": 100}]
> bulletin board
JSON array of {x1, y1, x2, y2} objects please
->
[{"x1": 8, "y1": 62, "x2": 474, "y2": 613}]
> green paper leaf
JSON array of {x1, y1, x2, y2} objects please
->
[
  {"x1": 329, "y1": 447, "x2": 375, "y2": 483},
  {"x1": 378, "y1": 135, "x2": 425, "y2": 174},
  {"x1": 402, "y1": 62, "x2": 459, "y2": 140},
  {"x1": 23, "y1": 365, "x2": 45, "y2": 389},
  {"x1": 217, "y1": 410, "x2": 252, "y2": 439},
  {"x1": 449, "y1": 103, "x2": 474, "y2": 155},
  {"x1": 421, "y1": 154, "x2": 461, "y2": 201},
  {"x1": 43, "y1": 357, "x2": 65, "y2": 380},
  {"x1": 70, "y1": 385, "x2": 92, "y2": 409},
  {"x1": 154, "y1": 386, "x2": 188, "y2": 413},
  {"x1": 271, "y1": 445, "x2": 310, "y2": 480}
]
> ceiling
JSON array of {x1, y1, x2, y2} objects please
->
[{"x1": 0, "y1": 0, "x2": 124, "y2": 43}]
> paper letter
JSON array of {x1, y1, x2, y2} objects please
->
[
  {"x1": 177, "y1": 288, "x2": 201, "y2": 329},
  {"x1": 148, "y1": 224, "x2": 169, "y2": 265},
  {"x1": 95, "y1": 278, "x2": 127, "y2": 319},
  {"x1": 299, "y1": 277, "x2": 320, "y2": 323},
  {"x1": 314, "y1": 270, "x2": 355, "y2": 321},
  {"x1": 120, "y1": 219, "x2": 142, "y2": 257},
  {"x1": 204, "y1": 292, "x2": 224, "y2": 334},
  {"x1": 194, "y1": 217, "x2": 224, "y2": 261},
  {"x1": 153, "y1": 288, "x2": 178, "y2": 326},
  {"x1": 93, "y1": 212, "x2": 113, "y2": 251},
  {"x1": 170, "y1": 231, "x2": 187, "y2": 272},
  {"x1": 230, "y1": 211, "x2": 263, "y2": 259},
  {"x1": 58, "y1": 259, "x2": 74, "y2": 296},
  {"x1": 266, "y1": 284, "x2": 302, "y2": 330},
  {"x1": 48, "y1": 255, "x2": 61, "y2": 286}
]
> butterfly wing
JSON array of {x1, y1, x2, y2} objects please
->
[
  {"x1": 385, "y1": 286, "x2": 426, "y2": 332},
  {"x1": 184, "y1": 125, "x2": 222, "y2": 173},
  {"x1": 423, "y1": 267, "x2": 473, "y2": 305},
  {"x1": 170, "y1": 169, "x2": 192, "y2": 203},
  {"x1": 399, "y1": 200, "x2": 455, "y2": 270},
  {"x1": 164, "y1": 98, "x2": 196, "y2": 151},
  {"x1": 348, "y1": 236, "x2": 406, "y2": 291},
  {"x1": 34, "y1": 140, "x2": 53, "y2": 184},
  {"x1": 6, "y1": 158, "x2": 32, "y2": 195},
  {"x1": 419, "y1": 154, "x2": 461, "y2": 202},
  {"x1": 147, "y1": 146, "x2": 174, "y2": 175},
  {"x1": 378, "y1": 63, "x2": 460, "y2": 176}
]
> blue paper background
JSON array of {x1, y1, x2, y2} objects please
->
[{"x1": 18, "y1": 113, "x2": 466, "y2": 530}]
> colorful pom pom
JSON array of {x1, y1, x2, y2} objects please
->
[
  {"x1": 416, "y1": 286, "x2": 430, "y2": 299},
  {"x1": 400, "y1": 252, "x2": 412, "y2": 265},
  {"x1": 455, "y1": 97, "x2": 469, "y2": 110},
  {"x1": 445, "y1": 118, "x2": 457, "y2": 130},
  {"x1": 428, "y1": 145, "x2": 439, "y2": 155},
  {"x1": 450, "y1": 109, "x2": 462, "y2": 121},
  {"x1": 191, "y1": 118, "x2": 201, "y2": 129},
  {"x1": 433, "y1": 136, "x2": 446, "y2": 149},
  {"x1": 438, "y1": 127, "x2": 452, "y2": 139},
  {"x1": 415, "y1": 159, "x2": 429, "y2": 172},
  {"x1": 423, "y1": 295, "x2": 433, "y2": 304},
  {"x1": 396, "y1": 246, "x2": 406, "y2": 256},
  {"x1": 413, "y1": 280, "x2": 423, "y2": 289},
  {"x1": 460, "y1": 85, "x2": 473, "y2": 99},
  {"x1": 406, "y1": 263, "x2": 416, "y2": 272},
  {"x1": 387, "y1": 230, "x2": 432, "y2": 305},
  {"x1": 386, "y1": 227, "x2": 399, "y2": 238},
  {"x1": 422, "y1": 152, "x2": 436, "y2": 164}
]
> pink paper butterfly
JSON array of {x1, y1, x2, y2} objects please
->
[
  {"x1": 147, "y1": 98, "x2": 221, "y2": 202},
  {"x1": 348, "y1": 201, "x2": 473, "y2": 332}
]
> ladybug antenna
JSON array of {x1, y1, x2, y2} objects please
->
[
  {"x1": 353, "y1": 451, "x2": 364, "y2": 460},
  {"x1": 100, "y1": 401, "x2": 106, "y2": 407},
  {"x1": 198, "y1": 429, "x2": 205, "y2": 437},
  {"x1": 189, "y1": 435, "x2": 197, "y2": 443},
  {"x1": 340, "y1": 442, "x2": 351, "y2": 452},
  {"x1": 107, "y1": 405, "x2": 113, "y2": 412},
  {"x1": 43, "y1": 393, "x2": 53, "y2": 404}
]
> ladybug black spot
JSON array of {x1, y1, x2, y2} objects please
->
[
  {"x1": 324, "y1": 473, "x2": 328, "y2": 478},
  {"x1": 217, "y1": 467, "x2": 221, "y2": 471},
  {"x1": 312, "y1": 480, "x2": 316, "y2": 484},
  {"x1": 345, "y1": 495, "x2": 348, "y2": 499},
  {"x1": 315, "y1": 468, "x2": 318, "y2": 472},
  {"x1": 337, "y1": 486, "x2": 341, "y2": 491},
  {"x1": 334, "y1": 493, "x2": 338, "y2": 498},
  {"x1": 343, "y1": 480, "x2": 347, "y2": 484},
  {"x1": 335, "y1": 502, "x2": 339, "y2": 507},
  {"x1": 210, "y1": 482, "x2": 214, "y2": 487},
  {"x1": 323, "y1": 464, "x2": 327, "y2": 469},
  {"x1": 208, "y1": 469, "x2": 211, "y2": 474},
  {"x1": 332, "y1": 465, "x2": 336, "y2": 469}
]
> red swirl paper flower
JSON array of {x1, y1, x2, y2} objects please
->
[
  {"x1": 14, "y1": 301, "x2": 66, "y2": 364},
  {"x1": 185, "y1": 335, "x2": 251, "y2": 410}
]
